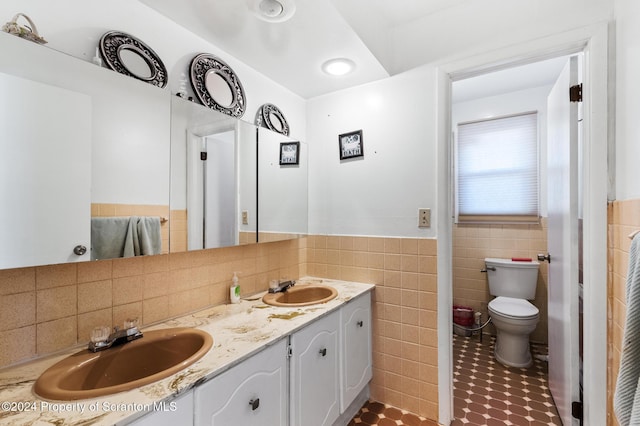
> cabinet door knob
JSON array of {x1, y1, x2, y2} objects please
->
[
  {"x1": 319, "y1": 348, "x2": 327, "y2": 357},
  {"x1": 249, "y1": 398, "x2": 260, "y2": 411},
  {"x1": 73, "y1": 245, "x2": 87, "y2": 255},
  {"x1": 357, "y1": 320, "x2": 364, "y2": 327}
]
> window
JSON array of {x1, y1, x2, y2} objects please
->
[{"x1": 455, "y1": 111, "x2": 539, "y2": 223}]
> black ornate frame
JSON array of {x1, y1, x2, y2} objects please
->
[
  {"x1": 189, "y1": 53, "x2": 246, "y2": 118},
  {"x1": 256, "y1": 103, "x2": 290, "y2": 136},
  {"x1": 99, "y1": 31, "x2": 168, "y2": 88}
]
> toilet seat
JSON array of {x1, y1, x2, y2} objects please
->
[{"x1": 488, "y1": 296, "x2": 539, "y2": 320}]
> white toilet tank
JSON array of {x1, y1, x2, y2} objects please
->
[{"x1": 485, "y1": 258, "x2": 539, "y2": 300}]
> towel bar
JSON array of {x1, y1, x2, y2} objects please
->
[{"x1": 628, "y1": 230, "x2": 640, "y2": 240}]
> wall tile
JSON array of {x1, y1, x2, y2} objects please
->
[
  {"x1": 0, "y1": 268, "x2": 35, "y2": 295},
  {"x1": 78, "y1": 308, "x2": 112, "y2": 342},
  {"x1": 36, "y1": 264, "x2": 76, "y2": 290},
  {"x1": 37, "y1": 316, "x2": 77, "y2": 354},
  {"x1": 307, "y1": 236, "x2": 439, "y2": 419},
  {"x1": 37, "y1": 285, "x2": 76, "y2": 323},
  {"x1": 77, "y1": 260, "x2": 112, "y2": 283},
  {"x1": 143, "y1": 296, "x2": 169, "y2": 325},
  {"x1": 112, "y1": 276, "x2": 144, "y2": 305},
  {"x1": 0, "y1": 326, "x2": 35, "y2": 366},
  {"x1": 608, "y1": 200, "x2": 640, "y2": 425},
  {"x1": 0, "y1": 292, "x2": 35, "y2": 331},
  {"x1": 0, "y1": 238, "x2": 306, "y2": 369},
  {"x1": 113, "y1": 302, "x2": 143, "y2": 329},
  {"x1": 78, "y1": 280, "x2": 112, "y2": 313}
]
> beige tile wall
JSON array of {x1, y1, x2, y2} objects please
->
[
  {"x1": 608, "y1": 200, "x2": 640, "y2": 425},
  {"x1": 0, "y1": 238, "x2": 306, "y2": 368},
  {"x1": 306, "y1": 235, "x2": 439, "y2": 421},
  {"x1": 0, "y1": 232, "x2": 441, "y2": 423},
  {"x1": 92, "y1": 203, "x2": 170, "y2": 255},
  {"x1": 452, "y1": 219, "x2": 549, "y2": 343},
  {"x1": 169, "y1": 209, "x2": 187, "y2": 253}
]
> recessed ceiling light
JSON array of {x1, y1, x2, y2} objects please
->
[
  {"x1": 322, "y1": 58, "x2": 356, "y2": 76},
  {"x1": 259, "y1": 0, "x2": 283, "y2": 17},
  {"x1": 251, "y1": 0, "x2": 296, "y2": 23}
]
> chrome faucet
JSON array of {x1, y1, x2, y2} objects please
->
[
  {"x1": 268, "y1": 280, "x2": 296, "y2": 294},
  {"x1": 88, "y1": 319, "x2": 143, "y2": 352}
]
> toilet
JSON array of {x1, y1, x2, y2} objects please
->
[{"x1": 485, "y1": 258, "x2": 540, "y2": 368}]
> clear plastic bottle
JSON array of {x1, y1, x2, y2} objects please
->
[{"x1": 230, "y1": 272, "x2": 241, "y2": 303}]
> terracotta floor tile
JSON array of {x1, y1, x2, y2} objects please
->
[
  {"x1": 452, "y1": 334, "x2": 562, "y2": 425},
  {"x1": 350, "y1": 335, "x2": 563, "y2": 425},
  {"x1": 350, "y1": 400, "x2": 433, "y2": 426}
]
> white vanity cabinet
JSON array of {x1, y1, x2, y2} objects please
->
[
  {"x1": 194, "y1": 338, "x2": 288, "y2": 425},
  {"x1": 340, "y1": 292, "x2": 372, "y2": 412},
  {"x1": 128, "y1": 390, "x2": 193, "y2": 426},
  {"x1": 290, "y1": 309, "x2": 340, "y2": 426}
]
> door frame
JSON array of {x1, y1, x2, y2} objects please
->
[{"x1": 436, "y1": 22, "x2": 610, "y2": 425}]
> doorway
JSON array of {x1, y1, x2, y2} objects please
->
[
  {"x1": 449, "y1": 54, "x2": 581, "y2": 425},
  {"x1": 435, "y1": 23, "x2": 609, "y2": 426}
]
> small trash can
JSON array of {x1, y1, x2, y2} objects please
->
[{"x1": 453, "y1": 305, "x2": 474, "y2": 337}]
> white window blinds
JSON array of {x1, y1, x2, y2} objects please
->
[{"x1": 456, "y1": 111, "x2": 539, "y2": 223}]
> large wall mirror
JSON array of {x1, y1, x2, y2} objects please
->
[
  {"x1": 169, "y1": 97, "x2": 308, "y2": 252},
  {"x1": 170, "y1": 96, "x2": 257, "y2": 251},
  {"x1": 0, "y1": 33, "x2": 170, "y2": 269},
  {"x1": 0, "y1": 31, "x2": 308, "y2": 271}
]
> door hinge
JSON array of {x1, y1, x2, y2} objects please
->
[
  {"x1": 570, "y1": 84, "x2": 583, "y2": 102},
  {"x1": 200, "y1": 151, "x2": 207, "y2": 161},
  {"x1": 572, "y1": 401, "x2": 583, "y2": 420}
]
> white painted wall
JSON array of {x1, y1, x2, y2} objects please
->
[
  {"x1": 615, "y1": 0, "x2": 640, "y2": 200},
  {"x1": 307, "y1": 65, "x2": 438, "y2": 237},
  {"x1": 452, "y1": 84, "x2": 554, "y2": 216},
  {"x1": 0, "y1": 0, "x2": 306, "y2": 140},
  {"x1": 258, "y1": 129, "x2": 308, "y2": 235}
]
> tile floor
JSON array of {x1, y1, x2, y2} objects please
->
[
  {"x1": 349, "y1": 401, "x2": 438, "y2": 426},
  {"x1": 350, "y1": 334, "x2": 562, "y2": 426},
  {"x1": 451, "y1": 333, "x2": 562, "y2": 426}
]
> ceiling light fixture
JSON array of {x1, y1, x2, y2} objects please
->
[
  {"x1": 322, "y1": 58, "x2": 356, "y2": 76},
  {"x1": 251, "y1": 0, "x2": 295, "y2": 23},
  {"x1": 258, "y1": 0, "x2": 284, "y2": 18}
]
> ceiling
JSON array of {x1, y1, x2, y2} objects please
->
[{"x1": 138, "y1": 0, "x2": 605, "y2": 99}]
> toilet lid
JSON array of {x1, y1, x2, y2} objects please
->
[{"x1": 489, "y1": 296, "x2": 539, "y2": 319}]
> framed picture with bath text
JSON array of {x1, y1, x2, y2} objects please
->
[
  {"x1": 279, "y1": 141, "x2": 300, "y2": 165},
  {"x1": 338, "y1": 129, "x2": 363, "y2": 160}
]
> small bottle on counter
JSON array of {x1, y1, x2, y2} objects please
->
[{"x1": 230, "y1": 272, "x2": 241, "y2": 303}]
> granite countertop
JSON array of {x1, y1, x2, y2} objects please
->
[{"x1": 0, "y1": 277, "x2": 374, "y2": 425}]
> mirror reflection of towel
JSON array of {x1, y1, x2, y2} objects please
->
[
  {"x1": 133, "y1": 216, "x2": 162, "y2": 256},
  {"x1": 91, "y1": 216, "x2": 162, "y2": 260}
]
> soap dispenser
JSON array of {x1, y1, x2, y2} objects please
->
[{"x1": 230, "y1": 272, "x2": 241, "y2": 304}]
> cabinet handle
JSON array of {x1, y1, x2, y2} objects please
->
[
  {"x1": 319, "y1": 348, "x2": 327, "y2": 357},
  {"x1": 73, "y1": 245, "x2": 87, "y2": 255},
  {"x1": 357, "y1": 320, "x2": 364, "y2": 327},
  {"x1": 249, "y1": 398, "x2": 260, "y2": 411}
]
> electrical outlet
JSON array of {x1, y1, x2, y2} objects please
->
[
  {"x1": 418, "y1": 208, "x2": 430, "y2": 228},
  {"x1": 242, "y1": 210, "x2": 248, "y2": 225}
]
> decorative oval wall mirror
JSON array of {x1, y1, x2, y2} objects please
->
[
  {"x1": 190, "y1": 53, "x2": 246, "y2": 118},
  {"x1": 255, "y1": 103, "x2": 290, "y2": 136},
  {"x1": 99, "y1": 31, "x2": 168, "y2": 88}
]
